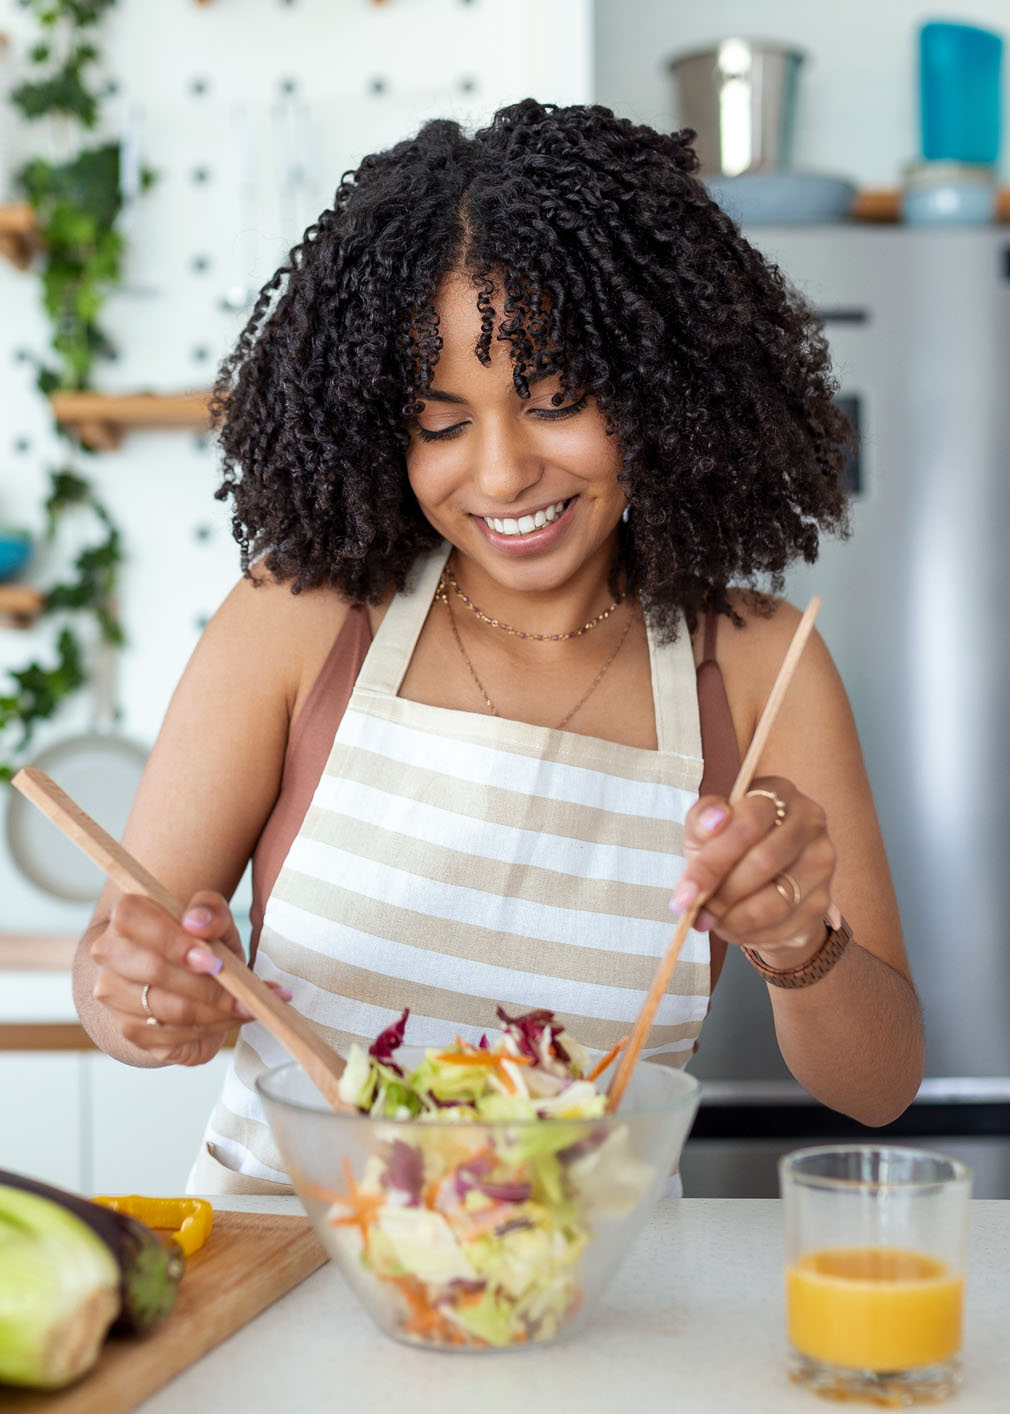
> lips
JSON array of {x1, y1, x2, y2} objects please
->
[{"x1": 479, "y1": 499, "x2": 570, "y2": 538}]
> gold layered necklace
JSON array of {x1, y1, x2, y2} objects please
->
[
  {"x1": 440, "y1": 564, "x2": 623, "y2": 640},
  {"x1": 435, "y1": 567, "x2": 634, "y2": 731}
]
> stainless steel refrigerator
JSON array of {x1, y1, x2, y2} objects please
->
[{"x1": 681, "y1": 226, "x2": 1010, "y2": 1198}]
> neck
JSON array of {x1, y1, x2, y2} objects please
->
[{"x1": 447, "y1": 540, "x2": 624, "y2": 641}]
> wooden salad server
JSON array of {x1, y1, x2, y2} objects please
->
[
  {"x1": 606, "y1": 595, "x2": 823, "y2": 1112},
  {"x1": 11, "y1": 765, "x2": 351, "y2": 1113}
]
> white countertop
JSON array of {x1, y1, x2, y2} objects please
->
[{"x1": 138, "y1": 1197, "x2": 1010, "y2": 1414}]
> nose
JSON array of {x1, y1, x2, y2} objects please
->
[{"x1": 470, "y1": 419, "x2": 543, "y2": 506}]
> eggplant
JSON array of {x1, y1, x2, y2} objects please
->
[{"x1": 0, "y1": 1169, "x2": 184, "y2": 1338}]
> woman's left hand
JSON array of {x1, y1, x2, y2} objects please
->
[{"x1": 672, "y1": 775, "x2": 836, "y2": 966}]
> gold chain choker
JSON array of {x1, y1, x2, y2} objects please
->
[{"x1": 437, "y1": 567, "x2": 622, "y2": 641}]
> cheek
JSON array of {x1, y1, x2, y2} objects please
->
[{"x1": 406, "y1": 448, "x2": 458, "y2": 512}]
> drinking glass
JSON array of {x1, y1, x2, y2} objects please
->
[{"x1": 780, "y1": 1145, "x2": 971, "y2": 1404}]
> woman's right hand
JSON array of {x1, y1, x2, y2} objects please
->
[{"x1": 86, "y1": 889, "x2": 291, "y2": 1067}]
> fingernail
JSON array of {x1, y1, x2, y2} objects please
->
[
  {"x1": 278, "y1": 987, "x2": 293, "y2": 1002},
  {"x1": 183, "y1": 907, "x2": 213, "y2": 928},
  {"x1": 696, "y1": 908, "x2": 717, "y2": 932},
  {"x1": 186, "y1": 947, "x2": 223, "y2": 975},
  {"x1": 700, "y1": 805, "x2": 726, "y2": 834},
  {"x1": 671, "y1": 879, "x2": 699, "y2": 913},
  {"x1": 235, "y1": 1004, "x2": 253, "y2": 1020}
]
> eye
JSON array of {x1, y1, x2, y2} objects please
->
[
  {"x1": 532, "y1": 394, "x2": 588, "y2": 422},
  {"x1": 414, "y1": 421, "x2": 468, "y2": 443}
]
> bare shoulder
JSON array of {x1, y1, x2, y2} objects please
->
[
  {"x1": 109, "y1": 567, "x2": 358, "y2": 910},
  {"x1": 197, "y1": 562, "x2": 356, "y2": 720},
  {"x1": 699, "y1": 590, "x2": 847, "y2": 762}
]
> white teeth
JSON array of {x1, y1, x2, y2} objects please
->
[{"x1": 483, "y1": 499, "x2": 568, "y2": 536}]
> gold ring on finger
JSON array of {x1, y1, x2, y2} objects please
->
[
  {"x1": 141, "y1": 982, "x2": 163, "y2": 1028},
  {"x1": 746, "y1": 787, "x2": 787, "y2": 828},
  {"x1": 772, "y1": 871, "x2": 802, "y2": 909}
]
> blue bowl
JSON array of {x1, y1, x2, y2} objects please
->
[
  {"x1": 0, "y1": 530, "x2": 33, "y2": 583},
  {"x1": 705, "y1": 171, "x2": 857, "y2": 226}
]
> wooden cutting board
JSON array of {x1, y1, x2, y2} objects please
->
[{"x1": 3, "y1": 1210, "x2": 328, "y2": 1414}]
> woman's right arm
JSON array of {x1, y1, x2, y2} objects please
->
[{"x1": 73, "y1": 569, "x2": 349, "y2": 1069}]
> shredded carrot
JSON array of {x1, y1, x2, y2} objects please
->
[
  {"x1": 321, "y1": 1157, "x2": 385, "y2": 1250},
  {"x1": 458, "y1": 1205, "x2": 516, "y2": 1241},
  {"x1": 433, "y1": 1049, "x2": 532, "y2": 1068},
  {"x1": 586, "y1": 1035, "x2": 629, "y2": 1082},
  {"x1": 393, "y1": 1276, "x2": 461, "y2": 1343}
]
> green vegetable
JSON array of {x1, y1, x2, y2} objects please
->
[
  {"x1": 0, "y1": 1170, "x2": 184, "y2": 1345},
  {"x1": 0, "y1": 1183, "x2": 119, "y2": 1389}
]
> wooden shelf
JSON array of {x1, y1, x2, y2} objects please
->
[
  {"x1": 851, "y1": 187, "x2": 1010, "y2": 222},
  {"x1": 48, "y1": 390, "x2": 212, "y2": 450},
  {"x1": 0, "y1": 583, "x2": 44, "y2": 627},
  {"x1": 0, "y1": 202, "x2": 41, "y2": 269},
  {"x1": 0, "y1": 933, "x2": 77, "y2": 971}
]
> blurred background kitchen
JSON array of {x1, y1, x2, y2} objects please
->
[{"x1": 1, "y1": 0, "x2": 1007, "y2": 1198}]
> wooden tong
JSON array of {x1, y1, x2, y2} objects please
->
[{"x1": 11, "y1": 766, "x2": 350, "y2": 1112}]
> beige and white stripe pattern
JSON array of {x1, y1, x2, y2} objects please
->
[{"x1": 188, "y1": 545, "x2": 709, "y2": 1194}]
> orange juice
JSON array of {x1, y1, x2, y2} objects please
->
[{"x1": 786, "y1": 1247, "x2": 963, "y2": 1371}]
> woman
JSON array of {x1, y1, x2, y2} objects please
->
[{"x1": 73, "y1": 101, "x2": 924, "y2": 1192}]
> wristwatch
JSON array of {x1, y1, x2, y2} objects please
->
[{"x1": 742, "y1": 914, "x2": 853, "y2": 990}]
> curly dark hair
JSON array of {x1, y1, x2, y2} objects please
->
[{"x1": 214, "y1": 98, "x2": 851, "y2": 638}]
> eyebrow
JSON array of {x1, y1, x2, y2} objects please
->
[{"x1": 420, "y1": 366, "x2": 563, "y2": 404}]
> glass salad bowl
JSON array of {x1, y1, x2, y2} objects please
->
[{"x1": 257, "y1": 1047, "x2": 699, "y2": 1352}]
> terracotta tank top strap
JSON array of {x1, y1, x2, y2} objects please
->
[{"x1": 696, "y1": 605, "x2": 738, "y2": 994}]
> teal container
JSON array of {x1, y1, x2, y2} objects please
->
[{"x1": 920, "y1": 21, "x2": 1003, "y2": 165}]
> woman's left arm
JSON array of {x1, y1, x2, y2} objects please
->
[{"x1": 680, "y1": 601, "x2": 925, "y2": 1126}]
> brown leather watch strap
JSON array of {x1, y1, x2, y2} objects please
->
[{"x1": 743, "y1": 914, "x2": 853, "y2": 990}]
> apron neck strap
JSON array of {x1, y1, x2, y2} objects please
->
[
  {"x1": 354, "y1": 541, "x2": 702, "y2": 761},
  {"x1": 354, "y1": 542, "x2": 450, "y2": 697}
]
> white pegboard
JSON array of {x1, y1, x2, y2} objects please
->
[{"x1": 0, "y1": 0, "x2": 592, "y2": 933}]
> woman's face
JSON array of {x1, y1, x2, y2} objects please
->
[{"x1": 405, "y1": 271, "x2": 627, "y2": 596}]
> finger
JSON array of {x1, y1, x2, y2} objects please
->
[
  {"x1": 705, "y1": 804, "x2": 828, "y2": 917},
  {"x1": 673, "y1": 792, "x2": 779, "y2": 915},
  {"x1": 708, "y1": 877, "x2": 832, "y2": 951},
  {"x1": 180, "y1": 891, "x2": 246, "y2": 963},
  {"x1": 677, "y1": 778, "x2": 831, "y2": 918},
  {"x1": 93, "y1": 894, "x2": 247, "y2": 1021},
  {"x1": 94, "y1": 965, "x2": 249, "y2": 1032}
]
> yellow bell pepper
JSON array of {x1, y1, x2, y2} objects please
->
[{"x1": 91, "y1": 1195, "x2": 213, "y2": 1257}]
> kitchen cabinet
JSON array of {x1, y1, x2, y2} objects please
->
[
  {"x1": 0, "y1": 1045, "x2": 231, "y2": 1194},
  {"x1": 90, "y1": 1049, "x2": 231, "y2": 1193},
  {"x1": 0, "y1": 1053, "x2": 85, "y2": 1190},
  {"x1": 0, "y1": 960, "x2": 233, "y2": 1194}
]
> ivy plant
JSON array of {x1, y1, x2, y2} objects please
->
[{"x1": 1, "y1": 0, "x2": 149, "y2": 782}]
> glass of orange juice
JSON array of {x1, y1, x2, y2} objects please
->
[{"x1": 780, "y1": 1145, "x2": 971, "y2": 1404}]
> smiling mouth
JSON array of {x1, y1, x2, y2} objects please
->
[{"x1": 479, "y1": 499, "x2": 572, "y2": 537}]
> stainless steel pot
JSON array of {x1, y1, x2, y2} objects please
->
[{"x1": 667, "y1": 38, "x2": 806, "y2": 176}]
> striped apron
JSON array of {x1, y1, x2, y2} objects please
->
[{"x1": 188, "y1": 544, "x2": 709, "y2": 1195}]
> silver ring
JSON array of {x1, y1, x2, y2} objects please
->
[
  {"x1": 141, "y1": 982, "x2": 162, "y2": 1028},
  {"x1": 746, "y1": 788, "x2": 787, "y2": 828},
  {"x1": 773, "y1": 872, "x2": 802, "y2": 909}
]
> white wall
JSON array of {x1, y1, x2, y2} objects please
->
[
  {"x1": 593, "y1": 0, "x2": 1009, "y2": 185},
  {"x1": 0, "y1": 0, "x2": 592, "y2": 937}
]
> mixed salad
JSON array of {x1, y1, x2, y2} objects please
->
[{"x1": 301, "y1": 1008, "x2": 654, "y2": 1349}]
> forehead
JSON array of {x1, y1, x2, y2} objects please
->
[
  {"x1": 432, "y1": 271, "x2": 487, "y2": 351},
  {"x1": 426, "y1": 269, "x2": 563, "y2": 388}
]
